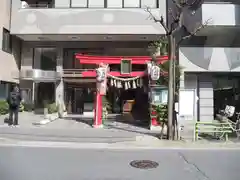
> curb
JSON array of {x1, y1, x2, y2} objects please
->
[
  {"x1": 0, "y1": 138, "x2": 240, "y2": 150},
  {"x1": 1, "y1": 142, "x2": 240, "y2": 150}
]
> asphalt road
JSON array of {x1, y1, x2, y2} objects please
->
[{"x1": 0, "y1": 146, "x2": 239, "y2": 180}]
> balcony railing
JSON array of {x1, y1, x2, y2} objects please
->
[
  {"x1": 12, "y1": 69, "x2": 61, "y2": 81},
  {"x1": 20, "y1": 0, "x2": 160, "y2": 9},
  {"x1": 63, "y1": 69, "x2": 95, "y2": 78}
]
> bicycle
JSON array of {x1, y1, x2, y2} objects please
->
[{"x1": 217, "y1": 105, "x2": 240, "y2": 140}]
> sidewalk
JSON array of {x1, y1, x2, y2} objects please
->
[
  {"x1": 1, "y1": 112, "x2": 239, "y2": 149},
  {"x1": 0, "y1": 112, "x2": 47, "y2": 127},
  {"x1": 0, "y1": 112, "x2": 158, "y2": 143}
]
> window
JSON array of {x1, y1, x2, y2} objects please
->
[
  {"x1": 123, "y1": 0, "x2": 140, "y2": 8},
  {"x1": 70, "y1": 0, "x2": 159, "y2": 8},
  {"x1": 121, "y1": 59, "x2": 132, "y2": 74},
  {"x1": 107, "y1": 0, "x2": 122, "y2": 7},
  {"x1": 2, "y1": 28, "x2": 12, "y2": 53},
  {"x1": 21, "y1": 88, "x2": 32, "y2": 103},
  {"x1": 151, "y1": 88, "x2": 168, "y2": 104},
  {"x1": 70, "y1": 0, "x2": 88, "y2": 7},
  {"x1": 0, "y1": 83, "x2": 7, "y2": 100},
  {"x1": 38, "y1": 48, "x2": 57, "y2": 71},
  {"x1": 89, "y1": 0, "x2": 104, "y2": 7},
  {"x1": 141, "y1": 0, "x2": 157, "y2": 8}
]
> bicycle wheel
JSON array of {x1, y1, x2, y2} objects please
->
[
  {"x1": 216, "y1": 124, "x2": 226, "y2": 140},
  {"x1": 235, "y1": 120, "x2": 240, "y2": 139}
]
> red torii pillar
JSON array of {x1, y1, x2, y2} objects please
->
[
  {"x1": 93, "y1": 63, "x2": 108, "y2": 128},
  {"x1": 93, "y1": 91, "x2": 103, "y2": 128}
]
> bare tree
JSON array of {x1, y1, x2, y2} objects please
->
[{"x1": 146, "y1": 0, "x2": 209, "y2": 140}]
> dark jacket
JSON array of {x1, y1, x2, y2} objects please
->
[{"x1": 7, "y1": 91, "x2": 22, "y2": 109}]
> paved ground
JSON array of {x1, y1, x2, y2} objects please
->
[
  {"x1": 0, "y1": 146, "x2": 239, "y2": 180},
  {"x1": 0, "y1": 127, "x2": 144, "y2": 143},
  {"x1": 0, "y1": 113, "x2": 161, "y2": 143},
  {"x1": 0, "y1": 113, "x2": 231, "y2": 144},
  {"x1": 0, "y1": 112, "x2": 45, "y2": 127}
]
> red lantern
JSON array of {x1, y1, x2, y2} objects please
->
[
  {"x1": 151, "y1": 117, "x2": 158, "y2": 126},
  {"x1": 151, "y1": 110, "x2": 157, "y2": 116}
]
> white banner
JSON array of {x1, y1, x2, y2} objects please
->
[{"x1": 150, "y1": 65, "x2": 160, "y2": 81}]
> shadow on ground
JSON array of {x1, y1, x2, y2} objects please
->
[
  {"x1": 199, "y1": 133, "x2": 240, "y2": 142},
  {"x1": 63, "y1": 116, "x2": 93, "y2": 127},
  {"x1": 63, "y1": 114, "x2": 161, "y2": 139}
]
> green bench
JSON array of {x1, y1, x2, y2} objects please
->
[{"x1": 194, "y1": 121, "x2": 232, "y2": 141}]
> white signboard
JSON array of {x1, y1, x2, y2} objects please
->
[
  {"x1": 96, "y1": 67, "x2": 106, "y2": 82},
  {"x1": 150, "y1": 65, "x2": 160, "y2": 80},
  {"x1": 179, "y1": 89, "x2": 195, "y2": 120}
]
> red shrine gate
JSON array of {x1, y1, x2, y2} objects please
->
[{"x1": 75, "y1": 54, "x2": 169, "y2": 128}]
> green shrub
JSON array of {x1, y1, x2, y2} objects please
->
[
  {"x1": 102, "y1": 96, "x2": 112, "y2": 113},
  {"x1": 46, "y1": 103, "x2": 58, "y2": 114},
  {"x1": 23, "y1": 103, "x2": 34, "y2": 112},
  {"x1": 0, "y1": 100, "x2": 9, "y2": 115},
  {"x1": 155, "y1": 104, "x2": 168, "y2": 123}
]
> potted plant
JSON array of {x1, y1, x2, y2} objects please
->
[{"x1": 154, "y1": 104, "x2": 168, "y2": 139}]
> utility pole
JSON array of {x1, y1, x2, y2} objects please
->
[{"x1": 167, "y1": 35, "x2": 175, "y2": 140}]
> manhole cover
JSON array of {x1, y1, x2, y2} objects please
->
[{"x1": 130, "y1": 160, "x2": 159, "y2": 169}]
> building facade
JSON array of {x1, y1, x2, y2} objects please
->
[
  {"x1": 0, "y1": 0, "x2": 21, "y2": 100},
  {"x1": 4, "y1": 0, "x2": 166, "y2": 120},
  {"x1": 4, "y1": 0, "x2": 237, "y2": 126},
  {"x1": 179, "y1": 1, "x2": 240, "y2": 122}
]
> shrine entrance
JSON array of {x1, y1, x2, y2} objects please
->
[
  {"x1": 74, "y1": 54, "x2": 168, "y2": 129},
  {"x1": 103, "y1": 74, "x2": 149, "y2": 127}
]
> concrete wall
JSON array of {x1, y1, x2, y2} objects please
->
[
  {"x1": 198, "y1": 74, "x2": 214, "y2": 122},
  {"x1": 180, "y1": 73, "x2": 214, "y2": 122},
  {"x1": 181, "y1": 1, "x2": 240, "y2": 35},
  {"x1": 179, "y1": 47, "x2": 240, "y2": 72},
  {"x1": 10, "y1": 0, "x2": 166, "y2": 35},
  {"x1": 178, "y1": 46, "x2": 233, "y2": 122},
  {"x1": 0, "y1": 0, "x2": 21, "y2": 83}
]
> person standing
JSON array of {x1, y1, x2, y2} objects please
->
[{"x1": 7, "y1": 85, "x2": 22, "y2": 127}]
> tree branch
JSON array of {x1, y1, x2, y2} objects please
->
[
  {"x1": 145, "y1": 7, "x2": 170, "y2": 34},
  {"x1": 181, "y1": 19, "x2": 210, "y2": 40},
  {"x1": 168, "y1": 8, "x2": 180, "y2": 23},
  {"x1": 181, "y1": 0, "x2": 201, "y2": 7},
  {"x1": 173, "y1": 0, "x2": 200, "y2": 8},
  {"x1": 171, "y1": 0, "x2": 182, "y2": 9},
  {"x1": 168, "y1": 9, "x2": 180, "y2": 33}
]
